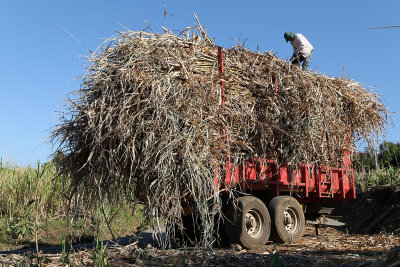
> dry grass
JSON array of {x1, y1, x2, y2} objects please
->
[{"x1": 51, "y1": 21, "x2": 388, "y2": 247}]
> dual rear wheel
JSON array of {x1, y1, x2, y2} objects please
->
[{"x1": 224, "y1": 195, "x2": 305, "y2": 249}]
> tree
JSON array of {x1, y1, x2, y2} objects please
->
[
  {"x1": 353, "y1": 145, "x2": 378, "y2": 171},
  {"x1": 378, "y1": 142, "x2": 400, "y2": 168}
]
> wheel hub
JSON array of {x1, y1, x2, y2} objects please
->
[
  {"x1": 283, "y1": 208, "x2": 298, "y2": 234},
  {"x1": 245, "y1": 209, "x2": 263, "y2": 238}
]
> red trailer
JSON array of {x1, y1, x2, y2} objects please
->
[
  {"x1": 206, "y1": 47, "x2": 356, "y2": 249},
  {"x1": 214, "y1": 153, "x2": 355, "y2": 249}
]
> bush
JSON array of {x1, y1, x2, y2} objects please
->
[{"x1": 354, "y1": 166, "x2": 400, "y2": 190}]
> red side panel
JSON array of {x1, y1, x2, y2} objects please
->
[{"x1": 217, "y1": 154, "x2": 356, "y2": 203}]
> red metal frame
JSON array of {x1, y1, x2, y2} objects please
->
[{"x1": 217, "y1": 157, "x2": 356, "y2": 203}]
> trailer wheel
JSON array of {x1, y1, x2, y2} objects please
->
[
  {"x1": 224, "y1": 196, "x2": 270, "y2": 249},
  {"x1": 268, "y1": 196, "x2": 305, "y2": 243}
]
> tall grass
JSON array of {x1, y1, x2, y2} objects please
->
[
  {"x1": 354, "y1": 166, "x2": 400, "y2": 191},
  {"x1": 0, "y1": 158, "x2": 143, "y2": 247},
  {"x1": 0, "y1": 159, "x2": 66, "y2": 221}
]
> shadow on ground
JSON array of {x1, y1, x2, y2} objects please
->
[{"x1": 0, "y1": 230, "x2": 164, "y2": 255}]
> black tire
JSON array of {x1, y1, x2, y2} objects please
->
[
  {"x1": 268, "y1": 196, "x2": 305, "y2": 244},
  {"x1": 224, "y1": 196, "x2": 271, "y2": 249}
]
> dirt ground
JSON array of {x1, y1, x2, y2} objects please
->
[
  {"x1": 0, "y1": 226, "x2": 400, "y2": 266},
  {"x1": 1, "y1": 186, "x2": 400, "y2": 266},
  {"x1": 1, "y1": 226, "x2": 398, "y2": 266},
  {"x1": 106, "y1": 227, "x2": 400, "y2": 266}
]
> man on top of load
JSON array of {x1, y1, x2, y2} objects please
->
[{"x1": 284, "y1": 32, "x2": 314, "y2": 71}]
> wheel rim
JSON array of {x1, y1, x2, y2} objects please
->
[
  {"x1": 283, "y1": 207, "x2": 299, "y2": 235},
  {"x1": 245, "y1": 209, "x2": 264, "y2": 238}
]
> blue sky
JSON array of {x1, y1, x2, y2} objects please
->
[{"x1": 0, "y1": 0, "x2": 399, "y2": 165}]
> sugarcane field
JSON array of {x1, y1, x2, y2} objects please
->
[{"x1": 1, "y1": 3, "x2": 400, "y2": 266}]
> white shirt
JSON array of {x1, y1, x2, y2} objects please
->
[{"x1": 290, "y1": 34, "x2": 313, "y2": 57}]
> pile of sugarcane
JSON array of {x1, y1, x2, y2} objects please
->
[{"x1": 52, "y1": 23, "x2": 388, "y2": 247}]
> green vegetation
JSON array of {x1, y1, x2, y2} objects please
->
[
  {"x1": 378, "y1": 142, "x2": 400, "y2": 168},
  {"x1": 0, "y1": 159, "x2": 144, "y2": 251},
  {"x1": 173, "y1": 245, "x2": 188, "y2": 267},
  {"x1": 353, "y1": 142, "x2": 400, "y2": 190},
  {"x1": 355, "y1": 166, "x2": 400, "y2": 190},
  {"x1": 353, "y1": 142, "x2": 400, "y2": 171}
]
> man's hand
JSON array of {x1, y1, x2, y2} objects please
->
[
  {"x1": 290, "y1": 53, "x2": 297, "y2": 63},
  {"x1": 290, "y1": 53, "x2": 301, "y2": 65}
]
